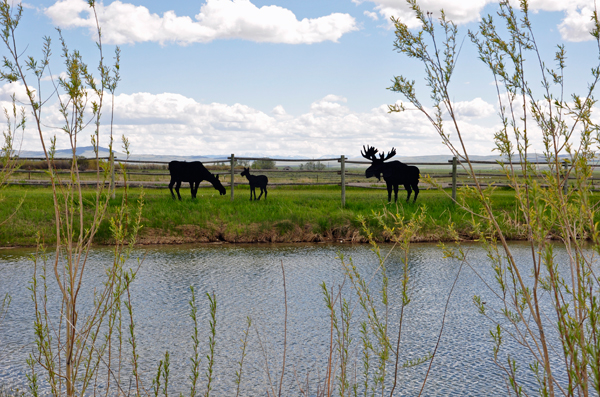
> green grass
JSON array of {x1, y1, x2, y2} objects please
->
[{"x1": 0, "y1": 184, "x2": 595, "y2": 247}]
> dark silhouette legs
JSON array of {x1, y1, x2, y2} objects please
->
[
  {"x1": 386, "y1": 182, "x2": 399, "y2": 203},
  {"x1": 256, "y1": 186, "x2": 267, "y2": 200},
  {"x1": 249, "y1": 186, "x2": 267, "y2": 200},
  {"x1": 404, "y1": 183, "x2": 412, "y2": 202},
  {"x1": 403, "y1": 183, "x2": 419, "y2": 202},
  {"x1": 169, "y1": 180, "x2": 182, "y2": 200},
  {"x1": 411, "y1": 183, "x2": 419, "y2": 202},
  {"x1": 175, "y1": 181, "x2": 182, "y2": 200},
  {"x1": 386, "y1": 182, "x2": 419, "y2": 203},
  {"x1": 169, "y1": 180, "x2": 203, "y2": 200},
  {"x1": 169, "y1": 177, "x2": 225, "y2": 199},
  {"x1": 191, "y1": 181, "x2": 200, "y2": 198},
  {"x1": 169, "y1": 179, "x2": 183, "y2": 200},
  {"x1": 169, "y1": 180, "x2": 176, "y2": 199}
]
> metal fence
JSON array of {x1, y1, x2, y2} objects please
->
[{"x1": 5, "y1": 155, "x2": 600, "y2": 206}]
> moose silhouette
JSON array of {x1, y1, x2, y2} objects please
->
[
  {"x1": 168, "y1": 161, "x2": 226, "y2": 200},
  {"x1": 241, "y1": 167, "x2": 268, "y2": 200},
  {"x1": 361, "y1": 145, "x2": 420, "y2": 203}
]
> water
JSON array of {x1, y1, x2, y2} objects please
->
[{"x1": 0, "y1": 242, "x2": 580, "y2": 395}]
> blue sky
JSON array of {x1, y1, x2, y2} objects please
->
[{"x1": 2, "y1": 0, "x2": 599, "y2": 157}]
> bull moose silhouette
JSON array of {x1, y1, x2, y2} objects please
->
[{"x1": 361, "y1": 145, "x2": 420, "y2": 203}]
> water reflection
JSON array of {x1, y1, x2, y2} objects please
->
[{"x1": 0, "y1": 242, "x2": 577, "y2": 395}]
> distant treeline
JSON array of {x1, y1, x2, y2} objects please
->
[
  {"x1": 14, "y1": 158, "x2": 99, "y2": 171},
  {"x1": 6, "y1": 157, "x2": 331, "y2": 172}
]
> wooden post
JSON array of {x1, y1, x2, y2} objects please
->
[
  {"x1": 451, "y1": 156, "x2": 458, "y2": 202},
  {"x1": 230, "y1": 153, "x2": 235, "y2": 201},
  {"x1": 110, "y1": 150, "x2": 115, "y2": 199},
  {"x1": 562, "y1": 160, "x2": 568, "y2": 195},
  {"x1": 341, "y1": 155, "x2": 346, "y2": 207}
]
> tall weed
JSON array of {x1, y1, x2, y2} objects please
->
[{"x1": 390, "y1": 0, "x2": 600, "y2": 393}]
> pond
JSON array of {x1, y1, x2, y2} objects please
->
[{"x1": 0, "y1": 242, "x2": 577, "y2": 395}]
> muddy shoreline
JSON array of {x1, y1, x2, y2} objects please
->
[
  {"x1": 1, "y1": 228, "x2": 492, "y2": 249},
  {"x1": 133, "y1": 224, "x2": 485, "y2": 246}
]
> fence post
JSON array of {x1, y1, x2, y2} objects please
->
[
  {"x1": 451, "y1": 156, "x2": 458, "y2": 202},
  {"x1": 230, "y1": 153, "x2": 235, "y2": 201},
  {"x1": 562, "y1": 160, "x2": 568, "y2": 195},
  {"x1": 110, "y1": 150, "x2": 115, "y2": 199},
  {"x1": 340, "y1": 155, "x2": 346, "y2": 207}
]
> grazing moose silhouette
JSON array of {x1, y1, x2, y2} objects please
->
[
  {"x1": 241, "y1": 167, "x2": 268, "y2": 200},
  {"x1": 361, "y1": 145, "x2": 420, "y2": 203},
  {"x1": 168, "y1": 161, "x2": 226, "y2": 200}
]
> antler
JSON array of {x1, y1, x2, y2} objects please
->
[
  {"x1": 378, "y1": 147, "x2": 396, "y2": 161},
  {"x1": 361, "y1": 145, "x2": 379, "y2": 161}
]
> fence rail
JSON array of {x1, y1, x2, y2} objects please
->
[{"x1": 6, "y1": 155, "x2": 600, "y2": 206}]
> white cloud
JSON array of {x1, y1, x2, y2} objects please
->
[
  {"x1": 310, "y1": 95, "x2": 350, "y2": 116},
  {"x1": 452, "y1": 98, "x2": 495, "y2": 119},
  {"x1": 363, "y1": 0, "x2": 598, "y2": 42},
  {"x1": 271, "y1": 105, "x2": 288, "y2": 118},
  {"x1": 12, "y1": 87, "x2": 504, "y2": 157},
  {"x1": 364, "y1": 0, "x2": 495, "y2": 29},
  {"x1": 364, "y1": 10, "x2": 379, "y2": 21},
  {"x1": 13, "y1": 94, "x2": 591, "y2": 160},
  {"x1": 558, "y1": 5, "x2": 597, "y2": 42},
  {"x1": 45, "y1": 0, "x2": 358, "y2": 45},
  {"x1": 40, "y1": 72, "x2": 69, "y2": 82},
  {"x1": 321, "y1": 94, "x2": 348, "y2": 103},
  {"x1": 0, "y1": 81, "x2": 29, "y2": 103}
]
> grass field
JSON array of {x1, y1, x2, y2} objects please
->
[{"x1": 0, "y1": 184, "x2": 595, "y2": 247}]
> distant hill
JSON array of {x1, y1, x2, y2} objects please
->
[
  {"x1": 16, "y1": 146, "x2": 581, "y2": 164},
  {"x1": 347, "y1": 153, "x2": 581, "y2": 163},
  {"x1": 19, "y1": 146, "x2": 119, "y2": 159},
  {"x1": 17, "y1": 146, "x2": 229, "y2": 162}
]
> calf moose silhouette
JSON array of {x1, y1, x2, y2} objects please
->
[
  {"x1": 361, "y1": 145, "x2": 420, "y2": 203},
  {"x1": 168, "y1": 161, "x2": 226, "y2": 200},
  {"x1": 241, "y1": 167, "x2": 268, "y2": 200}
]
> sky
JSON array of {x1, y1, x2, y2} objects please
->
[{"x1": 1, "y1": 0, "x2": 599, "y2": 158}]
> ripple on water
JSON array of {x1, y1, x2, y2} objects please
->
[{"x1": 0, "y1": 242, "x2": 583, "y2": 395}]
